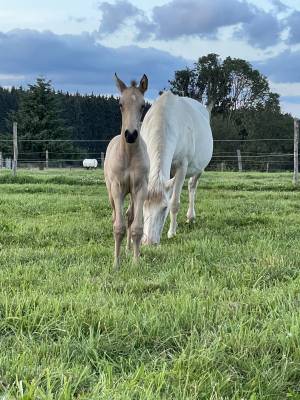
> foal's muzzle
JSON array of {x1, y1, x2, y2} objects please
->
[{"x1": 125, "y1": 129, "x2": 138, "y2": 144}]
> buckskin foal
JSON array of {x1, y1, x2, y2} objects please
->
[{"x1": 104, "y1": 74, "x2": 149, "y2": 269}]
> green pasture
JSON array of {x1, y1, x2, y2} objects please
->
[{"x1": 0, "y1": 169, "x2": 299, "y2": 399}]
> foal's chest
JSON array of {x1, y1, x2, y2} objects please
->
[{"x1": 121, "y1": 169, "x2": 145, "y2": 192}]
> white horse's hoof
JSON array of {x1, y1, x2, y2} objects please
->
[
  {"x1": 186, "y1": 218, "x2": 195, "y2": 224},
  {"x1": 167, "y1": 231, "x2": 176, "y2": 239}
]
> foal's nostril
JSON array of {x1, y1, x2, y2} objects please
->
[{"x1": 125, "y1": 129, "x2": 138, "y2": 143}]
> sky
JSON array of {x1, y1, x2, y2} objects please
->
[{"x1": 0, "y1": 0, "x2": 300, "y2": 115}]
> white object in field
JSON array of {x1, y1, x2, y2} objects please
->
[{"x1": 83, "y1": 159, "x2": 98, "y2": 169}]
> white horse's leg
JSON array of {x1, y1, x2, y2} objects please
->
[
  {"x1": 167, "y1": 163, "x2": 187, "y2": 239},
  {"x1": 131, "y1": 184, "x2": 147, "y2": 263},
  {"x1": 186, "y1": 172, "x2": 202, "y2": 223}
]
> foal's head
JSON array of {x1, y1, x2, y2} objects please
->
[{"x1": 115, "y1": 73, "x2": 148, "y2": 144}]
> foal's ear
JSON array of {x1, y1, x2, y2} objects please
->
[
  {"x1": 139, "y1": 74, "x2": 148, "y2": 94},
  {"x1": 114, "y1": 73, "x2": 127, "y2": 93}
]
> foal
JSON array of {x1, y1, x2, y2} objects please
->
[{"x1": 104, "y1": 74, "x2": 149, "y2": 269}]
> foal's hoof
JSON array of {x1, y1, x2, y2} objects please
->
[
  {"x1": 126, "y1": 246, "x2": 132, "y2": 254},
  {"x1": 131, "y1": 254, "x2": 141, "y2": 266}
]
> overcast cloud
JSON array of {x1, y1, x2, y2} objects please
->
[
  {"x1": 258, "y1": 49, "x2": 300, "y2": 83},
  {"x1": 235, "y1": 9, "x2": 282, "y2": 48},
  {"x1": 0, "y1": 29, "x2": 187, "y2": 96},
  {"x1": 98, "y1": 0, "x2": 142, "y2": 36},
  {"x1": 285, "y1": 11, "x2": 300, "y2": 44},
  {"x1": 1, "y1": 0, "x2": 300, "y2": 114},
  {"x1": 99, "y1": 0, "x2": 284, "y2": 49}
]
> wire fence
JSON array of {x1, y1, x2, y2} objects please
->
[{"x1": 0, "y1": 128, "x2": 299, "y2": 180}]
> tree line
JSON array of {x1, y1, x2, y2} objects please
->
[
  {"x1": 0, "y1": 54, "x2": 295, "y2": 170},
  {"x1": 168, "y1": 54, "x2": 294, "y2": 171},
  {"x1": 0, "y1": 79, "x2": 124, "y2": 164}
]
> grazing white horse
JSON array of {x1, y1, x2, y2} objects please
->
[{"x1": 141, "y1": 91, "x2": 213, "y2": 245}]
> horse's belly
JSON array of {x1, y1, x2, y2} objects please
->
[
  {"x1": 186, "y1": 164, "x2": 202, "y2": 177},
  {"x1": 171, "y1": 136, "x2": 213, "y2": 178}
]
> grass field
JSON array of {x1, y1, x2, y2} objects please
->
[{"x1": 0, "y1": 169, "x2": 300, "y2": 399}]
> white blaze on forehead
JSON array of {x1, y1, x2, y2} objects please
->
[{"x1": 131, "y1": 94, "x2": 137, "y2": 101}]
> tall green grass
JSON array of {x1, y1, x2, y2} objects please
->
[{"x1": 0, "y1": 169, "x2": 299, "y2": 399}]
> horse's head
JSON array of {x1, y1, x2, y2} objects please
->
[
  {"x1": 115, "y1": 73, "x2": 148, "y2": 144},
  {"x1": 142, "y1": 177, "x2": 175, "y2": 245}
]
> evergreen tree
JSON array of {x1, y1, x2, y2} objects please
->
[
  {"x1": 13, "y1": 78, "x2": 75, "y2": 162},
  {"x1": 0, "y1": 86, "x2": 23, "y2": 158}
]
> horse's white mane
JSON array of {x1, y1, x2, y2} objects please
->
[
  {"x1": 147, "y1": 148, "x2": 166, "y2": 201},
  {"x1": 143, "y1": 92, "x2": 175, "y2": 201},
  {"x1": 148, "y1": 172, "x2": 165, "y2": 201}
]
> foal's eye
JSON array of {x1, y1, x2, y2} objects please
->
[{"x1": 119, "y1": 104, "x2": 123, "y2": 110}]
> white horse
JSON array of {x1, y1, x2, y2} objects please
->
[{"x1": 141, "y1": 91, "x2": 213, "y2": 245}]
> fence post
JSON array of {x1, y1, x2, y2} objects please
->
[
  {"x1": 101, "y1": 152, "x2": 105, "y2": 168},
  {"x1": 0, "y1": 152, "x2": 2, "y2": 169},
  {"x1": 221, "y1": 161, "x2": 225, "y2": 172},
  {"x1": 12, "y1": 122, "x2": 18, "y2": 177},
  {"x1": 5, "y1": 158, "x2": 11, "y2": 169},
  {"x1": 46, "y1": 149, "x2": 49, "y2": 169},
  {"x1": 293, "y1": 118, "x2": 299, "y2": 186},
  {"x1": 266, "y1": 162, "x2": 269, "y2": 173},
  {"x1": 237, "y1": 149, "x2": 242, "y2": 172}
]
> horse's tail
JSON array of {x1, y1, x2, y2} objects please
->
[{"x1": 206, "y1": 102, "x2": 214, "y2": 119}]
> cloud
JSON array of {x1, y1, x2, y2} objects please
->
[
  {"x1": 134, "y1": 18, "x2": 156, "y2": 41},
  {"x1": 285, "y1": 11, "x2": 300, "y2": 44},
  {"x1": 96, "y1": 0, "x2": 283, "y2": 49},
  {"x1": 0, "y1": 73, "x2": 25, "y2": 81},
  {"x1": 281, "y1": 96, "x2": 300, "y2": 104},
  {"x1": 257, "y1": 49, "x2": 300, "y2": 83},
  {"x1": 146, "y1": 0, "x2": 252, "y2": 40},
  {"x1": 280, "y1": 99, "x2": 300, "y2": 117},
  {"x1": 98, "y1": 0, "x2": 142, "y2": 36},
  {"x1": 269, "y1": 82, "x2": 300, "y2": 116},
  {"x1": 270, "y1": 82, "x2": 300, "y2": 98},
  {"x1": 68, "y1": 16, "x2": 87, "y2": 23},
  {"x1": 0, "y1": 29, "x2": 188, "y2": 97},
  {"x1": 235, "y1": 10, "x2": 282, "y2": 48},
  {"x1": 270, "y1": 0, "x2": 289, "y2": 13}
]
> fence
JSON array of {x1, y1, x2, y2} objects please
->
[{"x1": 0, "y1": 120, "x2": 299, "y2": 185}]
